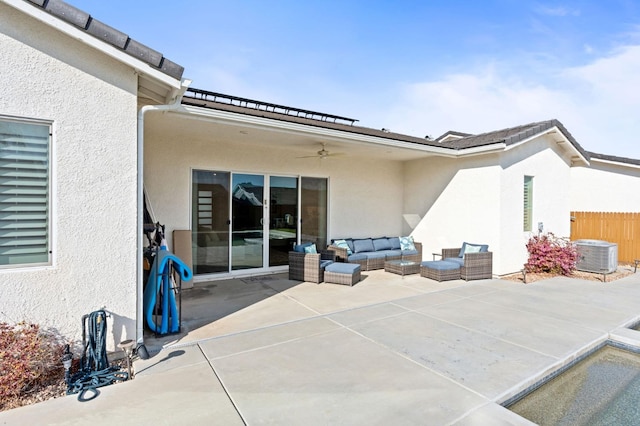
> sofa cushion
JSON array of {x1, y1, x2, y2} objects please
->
[
  {"x1": 372, "y1": 238, "x2": 392, "y2": 251},
  {"x1": 458, "y1": 242, "x2": 489, "y2": 257},
  {"x1": 332, "y1": 239, "x2": 352, "y2": 255},
  {"x1": 347, "y1": 253, "x2": 368, "y2": 262},
  {"x1": 363, "y1": 251, "x2": 386, "y2": 260},
  {"x1": 353, "y1": 238, "x2": 375, "y2": 253},
  {"x1": 381, "y1": 249, "x2": 402, "y2": 259},
  {"x1": 401, "y1": 249, "x2": 419, "y2": 256},
  {"x1": 294, "y1": 242, "x2": 314, "y2": 253},
  {"x1": 400, "y1": 236, "x2": 415, "y2": 251},
  {"x1": 388, "y1": 237, "x2": 401, "y2": 249}
]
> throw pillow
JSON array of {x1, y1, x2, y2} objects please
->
[
  {"x1": 458, "y1": 242, "x2": 488, "y2": 257},
  {"x1": 294, "y1": 242, "x2": 313, "y2": 253},
  {"x1": 399, "y1": 236, "x2": 415, "y2": 251},
  {"x1": 464, "y1": 244, "x2": 482, "y2": 254},
  {"x1": 304, "y1": 243, "x2": 317, "y2": 254},
  {"x1": 333, "y1": 239, "x2": 352, "y2": 255}
]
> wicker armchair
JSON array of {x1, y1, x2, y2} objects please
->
[
  {"x1": 441, "y1": 247, "x2": 493, "y2": 280},
  {"x1": 288, "y1": 249, "x2": 336, "y2": 283}
]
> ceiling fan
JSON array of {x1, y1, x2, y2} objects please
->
[{"x1": 296, "y1": 143, "x2": 345, "y2": 160}]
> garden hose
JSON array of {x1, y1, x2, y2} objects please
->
[{"x1": 66, "y1": 310, "x2": 129, "y2": 401}]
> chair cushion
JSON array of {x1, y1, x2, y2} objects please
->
[
  {"x1": 443, "y1": 257, "x2": 464, "y2": 266},
  {"x1": 372, "y1": 238, "x2": 392, "y2": 251},
  {"x1": 421, "y1": 260, "x2": 461, "y2": 271},
  {"x1": 458, "y1": 242, "x2": 489, "y2": 257},
  {"x1": 353, "y1": 238, "x2": 375, "y2": 253},
  {"x1": 400, "y1": 236, "x2": 415, "y2": 251},
  {"x1": 294, "y1": 242, "x2": 314, "y2": 253},
  {"x1": 325, "y1": 262, "x2": 360, "y2": 274}
]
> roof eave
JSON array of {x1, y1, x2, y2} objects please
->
[
  {"x1": 6, "y1": 0, "x2": 182, "y2": 100},
  {"x1": 504, "y1": 125, "x2": 590, "y2": 167}
]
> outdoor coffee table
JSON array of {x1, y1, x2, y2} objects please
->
[{"x1": 384, "y1": 260, "x2": 420, "y2": 276}]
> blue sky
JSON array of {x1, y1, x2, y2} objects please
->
[{"x1": 69, "y1": 1, "x2": 640, "y2": 158}]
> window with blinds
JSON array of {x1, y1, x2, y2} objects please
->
[
  {"x1": 523, "y1": 176, "x2": 533, "y2": 232},
  {"x1": 0, "y1": 118, "x2": 51, "y2": 267}
]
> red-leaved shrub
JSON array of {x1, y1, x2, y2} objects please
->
[
  {"x1": 525, "y1": 233, "x2": 578, "y2": 275},
  {"x1": 0, "y1": 321, "x2": 67, "y2": 410}
]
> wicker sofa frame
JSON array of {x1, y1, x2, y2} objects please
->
[
  {"x1": 328, "y1": 242, "x2": 423, "y2": 271},
  {"x1": 441, "y1": 247, "x2": 493, "y2": 281},
  {"x1": 288, "y1": 249, "x2": 336, "y2": 283}
]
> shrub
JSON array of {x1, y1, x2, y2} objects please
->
[
  {"x1": 0, "y1": 321, "x2": 67, "y2": 410},
  {"x1": 525, "y1": 232, "x2": 578, "y2": 276}
]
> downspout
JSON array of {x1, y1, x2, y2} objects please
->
[{"x1": 136, "y1": 78, "x2": 192, "y2": 348}]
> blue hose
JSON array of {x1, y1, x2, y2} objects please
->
[{"x1": 143, "y1": 248, "x2": 192, "y2": 334}]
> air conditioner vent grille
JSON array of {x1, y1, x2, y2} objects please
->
[{"x1": 574, "y1": 240, "x2": 618, "y2": 274}]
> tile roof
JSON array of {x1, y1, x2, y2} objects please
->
[
  {"x1": 441, "y1": 119, "x2": 589, "y2": 159},
  {"x1": 586, "y1": 151, "x2": 640, "y2": 166},
  {"x1": 183, "y1": 90, "x2": 591, "y2": 159},
  {"x1": 24, "y1": 0, "x2": 184, "y2": 80}
]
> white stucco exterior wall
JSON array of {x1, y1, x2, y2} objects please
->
[
  {"x1": 570, "y1": 161, "x2": 640, "y2": 212},
  {"x1": 404, "y1": 155, "x2": 502, "y2": 271},
  {"x1": 404, "y1": 135, "x2": 575, "y2": 276},
  {"x1": 0, "y1": 4, "x2": 138, "y2": 350},
  {"x1": 498, "y1": 136, "x2": 574, "y2": 274},
  {"x1": 143, "y1": 112, "x2": 405, "y2": 259}
]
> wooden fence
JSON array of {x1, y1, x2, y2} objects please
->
[{"x1": 570, "y1": 211, "x2": 640, "y2": 263}]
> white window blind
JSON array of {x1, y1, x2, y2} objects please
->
[
  {"x1": 0, "y1": 119, "x2": 50, "y2": 266},
  {"x1": 523, "y1": 176, "x2": 533, "y2": 232}
]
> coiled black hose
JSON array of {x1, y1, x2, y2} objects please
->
[{"x1": 66, "y1": 310, "x2": 129, "y2": 401}]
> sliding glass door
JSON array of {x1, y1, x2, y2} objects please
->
[
  {"x1": 192, "y1": 171, "x2": 230, "y2": 274},
  {"x1": 231, "y1": 174, "x2": 264, "y2": 270},
  {"x1": 269, "y1": 176, "x2": 298, "y2": 267},
  {"x1": 192, "y1": 170, "x2": 326, "y2": 276}
]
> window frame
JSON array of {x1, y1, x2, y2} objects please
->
[
  {"x1": 0, "y1": 115, "x2": 52, "y2": 268},
  {"x1": 523, "y1": 175, "x2": 533, "y2": 232}
]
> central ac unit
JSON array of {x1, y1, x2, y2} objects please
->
[{"x1": 574, "y1": 240, "x2": 618, "y2": 274}]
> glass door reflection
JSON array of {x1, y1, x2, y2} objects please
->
[
  {"x1": 231, "y1": 174, "x2": 264, "y2": 270},
  {"x1": 269, "y1": 176, "x2": 298, "y2": 266}
]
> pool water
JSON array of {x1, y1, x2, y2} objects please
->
[{"x1": 508, "y1": 346, "x2": 640, "y2": 425}]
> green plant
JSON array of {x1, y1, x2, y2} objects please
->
[
  {"x1": 0, "y1": 321, "x2": 67, "y2": 410},
  {"x1": 525, "y1": 232, "x2": 578, "y2": 276}
]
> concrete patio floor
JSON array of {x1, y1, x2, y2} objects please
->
[{"x1": 3, "y1": 270, "x2": 640, "y2": 425}]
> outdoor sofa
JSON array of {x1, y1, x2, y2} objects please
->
[{"x1": 328, "y1": 237, "x2": 422, "y2": 271}]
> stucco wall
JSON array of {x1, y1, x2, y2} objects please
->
[
  {"x1": 143, "y1": 112, "x2": 405, "y2": 263},
  {"x1": 404, "y1": 135, "x2": 574, "y2": 276},
  {"x1": 403, "y1": 155, "x2": 502, "y2": 271},
  {"x1": 0, "y1": 4, "x2": 138, "y2": 350},
  {"x1": 570, "y1": 162, "x2": 640, "y2": 212},
  {"x1": 498, "y1": 136, "x2": 573, "y2": 274}
]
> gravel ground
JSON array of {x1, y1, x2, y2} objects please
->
[{"x1": 501, "y1": 264, "x2": 636, "y2": 284}]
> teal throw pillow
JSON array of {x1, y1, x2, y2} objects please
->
[
  {"x1": 399, "y1": 236, "x2": 415, "y2": 251},
  {"x1": 304, "y1": 243, "x2": 317, "y2": 254},
  {"x1": 333, "y1": 239, "x2": 352, "y2": 255}
]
